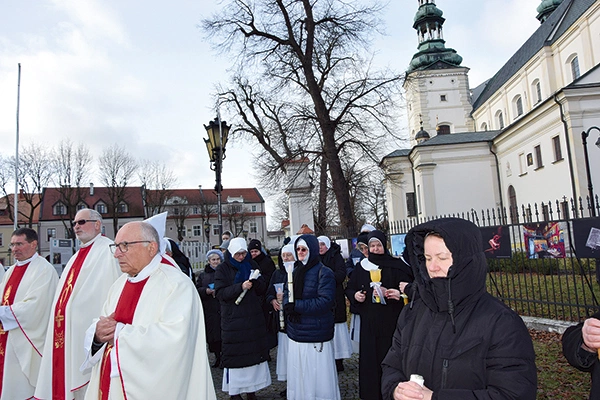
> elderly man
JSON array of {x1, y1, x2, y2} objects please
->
[
  {"x1": 81, "y1": 221, "x2": 216, "y2": 399},
  {"x1": 0, "y1": 228, "x2": 58, "y2": 398},
  {"x1": 35, "y1": 209, "x2": 121, "y2": 400}
]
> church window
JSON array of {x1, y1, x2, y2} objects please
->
[
  {"x1": 570, "y1": 56, "x2": 581, "y2": 80},
  {"x1": 514, "y1": 96, "x2": 523, "y2": 117},
  {"x1": 497, "y1": 111, "x2": 504, "y2": 129},
  {"x1": 406, "y1": 193, "x2": 417, "y2": 217},
  {"x1": 508, "y1": 186, "x2": 518, "y2": 223},
  {"x1": 437, "y1": 125, "x2": 450, "y2": 135},
  {"x1": 552, "y1": 136, "x2": 563, "y2": 162},
  {"x1": 481, "y1": 122, "x2": 488, "y2": 131},
  {"x1": 534, "y1": 145, "x2": 543, "y2": 169},
  {"x1": 440, "y1": 94, "x2": 447, "y2": 102},
  {"x1": 534, "y1": 80, "x2": 542, "y2": 104}
]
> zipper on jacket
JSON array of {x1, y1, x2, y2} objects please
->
[{"x1": 441, "y1": 359, "x2": 449, "y2": 388}]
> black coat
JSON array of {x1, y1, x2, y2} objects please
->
[
  {"x1": 214, "y1": 256, "x2": 269, "y2": 369},
  {"x1": 562, "y1": 311, "x2": 600, "y2": 400},
  {"x1": 346, "y1": 245, "x2": 413, "y2": 400},
  {"x1": 253, "y1": 252, "x2": 277, "y2": 348},
  {"x1": 381, "y1": 218, "x2": 537, "y2": 400},
  {"x1": 196, "y1": 265, "x2": 221, "y2": 347},
  {"x1": 320, "y1": 242, "x2": 348, "y2": 323}
]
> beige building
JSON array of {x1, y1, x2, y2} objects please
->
[{"x1": 383, "y1": 0, "x2": 600, "y2": 221}]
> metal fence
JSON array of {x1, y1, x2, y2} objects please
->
[{"x1": 387, "y1": 196, "x2": 600, "y2": 323}]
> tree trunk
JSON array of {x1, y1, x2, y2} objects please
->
[{"x1": 315, "y1": 158, "x2": 328, "y2": 235}]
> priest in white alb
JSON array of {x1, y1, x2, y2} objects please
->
[
  {"x1": 0, "y1": 228, "x2": 58, "y2": 398},
  {"x1": 81, "y1": 221, "x2": 216, "y2": 400},
  {"x1": 35, "y1": 209, "x2": 122, "y2": 400}
]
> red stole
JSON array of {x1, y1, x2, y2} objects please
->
[
  {"x1": 52, "y1": 244, "x2": 93, "y2": 400},
  {"x1": 0, "y1": 262, "x2": 30, "y2": 397},
  {"x1": 99, "y1": 278, "x2": 148, "y2": 400}
]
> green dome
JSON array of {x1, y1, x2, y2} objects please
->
[
  {"x1": 408, "y1": 41, "x2": 463, "y2": 72},
  {"x1": 537, "y1": 0, "x2": 563, "y2": 22}
]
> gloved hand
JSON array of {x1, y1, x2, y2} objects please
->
[{"x1": 283, "y1": 302, "x2": 300, "y2": 322}]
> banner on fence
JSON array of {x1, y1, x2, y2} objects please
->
[
  {"x1": 522, "y1": 222, "x2": 566, "y2": 259},
  {"x1": 480, "y1": 226, "x2": 511, "y2": 258},
  {"x1": 572, "y1": 217, "x2": 600, "y2": 258},
  {"x1": 390, "y1": 234, "x2": 407, "y2": 257}
]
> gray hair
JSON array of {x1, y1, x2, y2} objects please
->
[
  {"x1": 139, "y1": 222, "x2": 160, "y2": 255},
  {"x1": 88, "y1": 209, "x2": 102, "y2": 223}
]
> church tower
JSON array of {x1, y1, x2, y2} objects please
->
[{"x1": 404, "y1": 0, "x2": 474, "y2": 145}]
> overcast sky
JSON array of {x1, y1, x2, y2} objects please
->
[{"x1": 0, "y1": 0, "x2": 542, "y2": 218}]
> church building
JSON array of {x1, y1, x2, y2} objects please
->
[{"x1": 382, "y1": 0, "x2": 600, "y2": 222}]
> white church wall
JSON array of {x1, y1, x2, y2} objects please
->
[{"x1": 411, "y1": 143, "x2": 498, "y2": 217}]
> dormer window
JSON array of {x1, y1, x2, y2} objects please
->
[
  {"x1": 96, "y1": 203, "x2": 107, "y2": 214},
  {"x1": 53, "y1": 202, "x2": 67, "y2": 216},
  {"x1": 117, "y1": 202, "x2": 128, "y2": 213}
]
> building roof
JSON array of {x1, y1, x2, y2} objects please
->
[
  {"x1": 383, "y1": 149, "x2": 412, "y2": 159},
  {"x1": 158, "y1": 187, "x2": 265, "y2": 205},
  {"x1": 415, "y1": 130, "x2": 502, "y2": 147},
  {"x1": 472, "y1": 0, "x2": 596, "y2": 110},
  {"x1": 40, "y1": 186, "x2": 145, "y2": 221},
  {"x1": 0, "y1": 193, "x2": 42, "y2": 226},
  {"x1": 296, "y1": 224, "x2": 314, "y2": 235}
]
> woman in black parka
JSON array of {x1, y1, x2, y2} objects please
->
[
  {"x1": 346, "y1": 230, "x2": 413, "y2": 400},
  {"x1": 381, "y1": 218, "x2": 537, "y2": 400},
  {"x1": 215, "y1": 238, "x2": 271, "y2": 400},
  {"x1": 196, "y1": 249, "x2": 224, "y2": 367}
]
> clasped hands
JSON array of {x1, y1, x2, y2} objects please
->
[
  {"x1": 94, "y1": 312, "x2": 117, "y2": 346},
  {"x1": 354, "y1": 287, "x2": 402, "y2": 302}
]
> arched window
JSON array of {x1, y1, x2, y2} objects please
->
[
  {"x1": 437, "y1": 124, "x2": 450, "y2": 135},
  {"x1": 532, "y1": 79, "x2": 542, "y2": 104},
  {"x1": 481, "y1": 122, "x2": 488, "y2": 131},
  {"x1": 568, "y1": 54, "x2": 581, "y2": 81},
  {"x1": 496, "y1": 111, "x2": 504, "y2": 129},
  {"x1": 513, "y1": 95, "x2": 523, "y2": 117}
]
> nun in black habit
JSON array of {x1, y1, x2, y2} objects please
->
[{"x1": 346, "y1": 230, "x2": 414, "y2": 400}]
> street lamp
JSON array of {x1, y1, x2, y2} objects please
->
[
  {"x1": 204, "y1": 115, "x2": 231, "y2": 240},
  {"x1": 582, "y1": 126, "x2": 600, "y2": 217}
]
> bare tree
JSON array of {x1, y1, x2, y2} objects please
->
[
  {"x1": 52, "y1": 140, "x2": 93, "y2": 240},
  {"x1": 204, "y1": 0, "x2": 404, "y2": 236},
  {"x1": 138, "y1": 160, "x2": 178, "y2": 217},
  {"x1": 0, "y1": 155, "x2": 15, "y2": 224},
  {"x1": 223, "y1": 202, "x2": 251, "y2": 238},
  {"x1": 11, "y1": 144, "x2": 54, "y2": 227},
  {"x1": 98, "y1": 144, "x2": 138, "y2": 235}
]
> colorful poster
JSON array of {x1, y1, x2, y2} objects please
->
[
  {"x1": 522, "y1": 222, "x2": 566, "y2": 259},
  {"x1": 390, "y1": 234, "x2": 407, "y2": 258},
  {"x1": 480, "y1": 226, "x2": 511, "y2": 258},
  {"x1": 572, "y1": 218, "x2": 600, "y2": 258}
]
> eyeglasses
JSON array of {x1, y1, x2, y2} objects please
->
[
  {"x1": 109, "y1": 241, "x2": 151, "y2": 254},
  {"x1": 9, "y1": 242, "x2": 29, "y2": 249},
  {"x1": 73, "y1": 219, "x2": 98, "y2": 226},
  {"x1": 296, "y1": 247, "x2": 308, "y2": 253}
]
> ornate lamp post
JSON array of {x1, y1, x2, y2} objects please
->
[
  {"x1": 204, "y1": 115, "x2": 231, "y2": 239},
  {"x1": 582, "y1": 126, "x2": 600, "y2": 217}
]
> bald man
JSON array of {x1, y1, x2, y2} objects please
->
[{"x1": 81, "y1": 221, "x2": 216, "y2": 399}]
